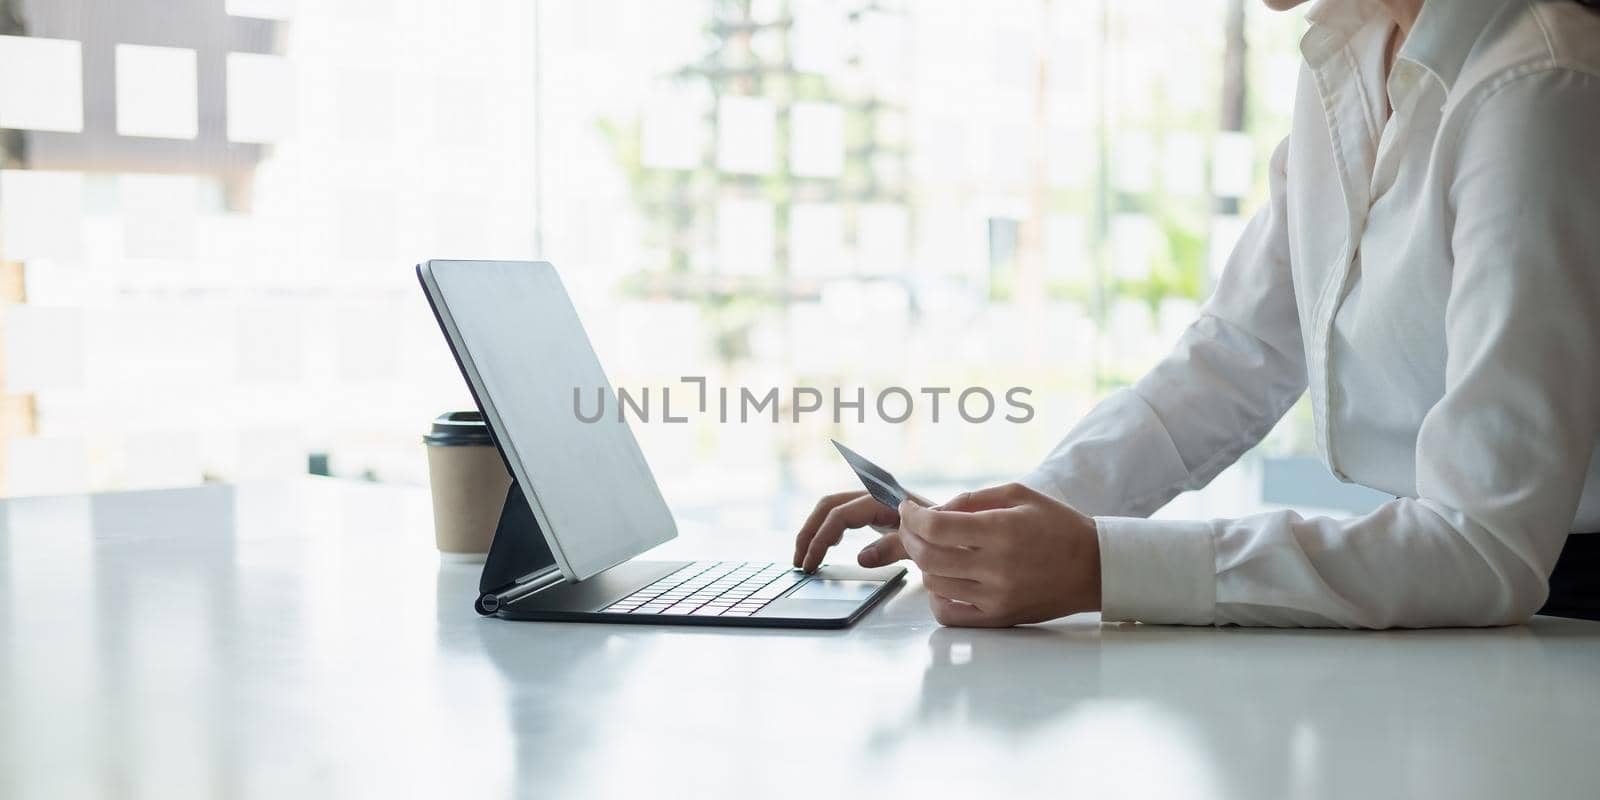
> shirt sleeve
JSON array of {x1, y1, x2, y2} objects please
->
[
  {"x1": 1096, "y1": 68, "x2": 1600, "y2": 628},
  {"x1": 1019, "y1": 136, "x2": 1307, "y2": 519}
]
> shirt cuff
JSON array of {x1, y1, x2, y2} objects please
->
[{"x1": 1094, "y1": 516, "x2": 1218, "y2": 625}]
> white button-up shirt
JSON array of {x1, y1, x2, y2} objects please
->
[{"x1": 1022, "y1": 0, "x2": 1600, "y2": 627}]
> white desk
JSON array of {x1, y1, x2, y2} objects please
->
[{"x1": 3, "y1": 479, "x2": 1598, "y2": 799}]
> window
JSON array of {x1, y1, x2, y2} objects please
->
[{"x1": 0, "y1": 0, "x2": 1312, "y2": 508}]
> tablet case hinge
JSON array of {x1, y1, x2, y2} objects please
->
[
  {"x1": 476, "y1": 568, "x2": 564, "y2": 615},
  {"x1": 472, "y1": 480, "x2": 563, "y2": 616}
]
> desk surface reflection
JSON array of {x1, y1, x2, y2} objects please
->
[{"x1": 2, "y1": 479, "x2": 1597, "y2": 799}]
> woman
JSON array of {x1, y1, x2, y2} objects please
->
[{"x1": 792, "y1": 0, "x2": 1600, "y2": 628}]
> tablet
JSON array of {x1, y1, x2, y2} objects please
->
[{"x1": 418, "y1": 260, "x2": 677, "y2": 580}]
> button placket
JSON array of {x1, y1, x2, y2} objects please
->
[{"x1": 1304, "y1": 43, "x2": 1380, "y2": 479}]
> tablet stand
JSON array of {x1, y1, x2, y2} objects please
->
[{"x1": 473, "y1": 480, "x2": 559, "y2": 615}]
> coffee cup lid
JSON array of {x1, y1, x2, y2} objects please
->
[{"x1": 423, "y1": 410, "x2": 495, "y2": 446}]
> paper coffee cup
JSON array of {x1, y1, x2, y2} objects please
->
[{"x1": 423, "y1": 411, "x2": 512, "y2": 562}]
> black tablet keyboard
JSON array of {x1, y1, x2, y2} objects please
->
[{"x1": 602, "y1": 561, "x2": 809, "y2": 617}]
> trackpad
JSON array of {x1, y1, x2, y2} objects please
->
[{"x1": 788, "y1": 579, "x2": 882, "y2": 602}]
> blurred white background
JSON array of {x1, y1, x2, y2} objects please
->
[{"x1": 0, "y1": 0, "x2": 1333, "y2": 519}]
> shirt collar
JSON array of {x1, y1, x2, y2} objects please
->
[
  {"x1": 1300, "y1": 0, "x2": 1388, "y2": 67},
  {"x1": 1304, "y1": 0, "x2": 1379, "y2": 29},
  {"x1": 1398, "y1": 0, "x2": 1509, "y2": 92},
  {"x1": 1302, "y1": 0, "x2": 1510, "y2": 91}
]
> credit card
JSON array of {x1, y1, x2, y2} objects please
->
[{"x1": 831, "y1": 439, "x2": 911, "y2": 510}]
